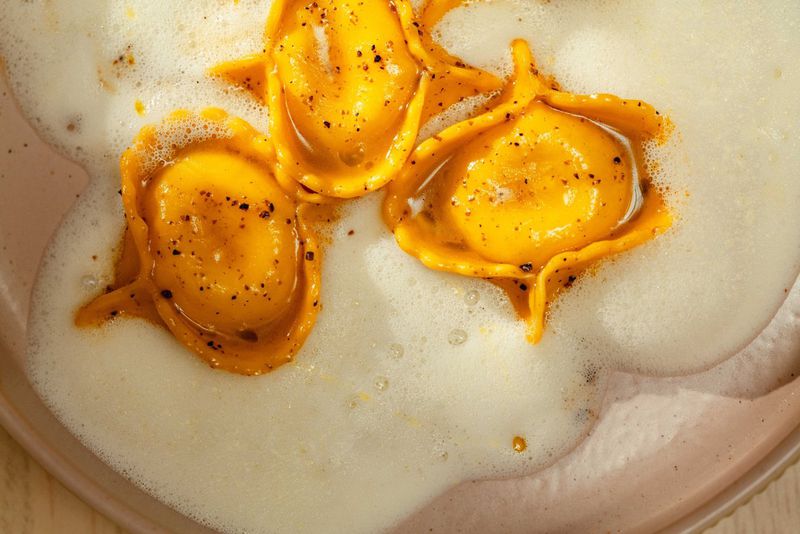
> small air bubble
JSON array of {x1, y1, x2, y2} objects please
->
[
  {"x1": 80, "y1": 275, "x2": 98, "y2": 289},
  {"x1": 464, "y1": 289, "x2": 480, "y2": 306},
  {"x1": 347, "y1": 396, "x2": 359, "y2": 409},
  {"x1": 448, "y1": 329, "x2": 468, "y2": 345},
  {"x1": 338, "y1": 142, "x2": 366, "y2": 166},
  {"x1": 374, "y1": 376, "x2": 389, "y2": 391},
  {"x1": 389, "y1": 343, "x2": 404, "y2": 359}
]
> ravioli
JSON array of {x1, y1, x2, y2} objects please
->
[
  {"x1": 75, "y1": 4, "x2": 672, "y2": 369},
  {"x1": 383, "y1": 39, "x2": 672, "y2": 342},
  {"x1": 76, "y1": 109, "x2": 321, "y2": 375},
  {"x1": 211, "y1": 0, "x2": 501, "y2": 200}
]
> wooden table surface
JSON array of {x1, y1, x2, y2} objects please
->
[{"x1": 0, "y1": 424, "x2": 797, "y2": 533}]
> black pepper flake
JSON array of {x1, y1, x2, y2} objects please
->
[
  {"x1": 519, "y1": 263, "x2": 533, "y2": 272},
  {"x1": 160, "y1": 289, "x2": 173, "y2": 299},
  {"x1": 259, "y1": 210, "x2": 270, "y2": 219},
  {"x1": 519, "y1": 283, "x2": 528, "y2": 291},
  {"x1": 239, "y1": 202, "x2": 250, "y2": 211},
  {"x1": 323, "y1": 120, "x2": 331, "y2": 128},
  {"x1": 373, "y1": 54, "x2": 382, "y2": 62},
  {"x1": 110, "y1": 310, "x2": 119, "y2": 316},
  {"x1": 613, "y1": 156, "x2": 622, "y2": 164},
  {"x1": 305, "y1": 251, "x2": 315, "y2": 261}
]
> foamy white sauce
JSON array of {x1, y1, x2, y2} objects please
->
[{"x1": 2, "y1": 1, "x2": 799, "y2": 533}]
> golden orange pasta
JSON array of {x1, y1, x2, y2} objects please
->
[
  {"x1": 211, "y1": 0, "x2": 501, "y2": 200},
  {"x1": 76, "y1": 108, "x2": 321, "y2": 375},
  {"x1": 383, "y1": 40, "x2": 672, "y2": 342}
]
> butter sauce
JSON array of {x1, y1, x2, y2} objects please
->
[{"x1": 2, "y1": 1, "x2": 799, "y2": 533}]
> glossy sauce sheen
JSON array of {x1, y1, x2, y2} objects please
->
[{"x1": 2, "y1": 1, "x2": 800, "y2": 534}]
